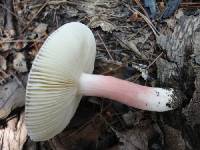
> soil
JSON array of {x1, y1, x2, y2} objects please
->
[{"x1": 0, "y1": 0, "x2": 200, "y2": 150}]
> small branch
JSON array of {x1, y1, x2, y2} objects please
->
[
  {"x1": 96, "y1": 31, "x2": 114, "y2": 61},
  {"x1": 3, "y1": 0, "x2": 15, "y2": 37},
  {"x1": 133, "y1": 0, "x2": 150, "y2": 19},
  {"x1": 21, "y1": 1, "x2": 49, "y2": 33},
  {"x1": 28, "y1": 0, "x2": 79, "y2": 10},
  {"x1": 147, "y1": 52, "x2": 163, "y2": 69},
  {"x1": 0, "y1": 39, "x2": 45, "y2": 44},
  {"x1": 122, "y1": 2, "x2": 159, "y2": 36},
  {"x1": 180, "y1": 2, "x2": 200, "y2": 8}
]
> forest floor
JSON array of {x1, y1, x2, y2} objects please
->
[{"x1": 0, "y1": 0, "x2": 200, "y2": 150}]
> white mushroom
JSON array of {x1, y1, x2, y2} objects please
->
[{"x1": 25, "y1": 22, "x2": 181, "y2": 141}]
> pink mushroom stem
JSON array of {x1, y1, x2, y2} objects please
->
[{"x1": 79, "y1": 73, "x2": 178, "y2": 112}]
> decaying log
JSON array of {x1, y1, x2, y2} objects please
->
[
  {"x1": 156, "y1": 14, "x2": 200, "y2": 85},
  {"x1": 156, "y1": 13, "x2": 200, "y2": 149},
  {"x1": 183, "y1": 70, "x2": 200, "y2": 126},
  {"x1": 156, "y1": 58, "x2": 178, "y2": 85},
  {"x1": 157, "y1": 14, "x2": 200, "y2": 67},
  {"x1": 192, "y1": 30, "x2": 200, "y2": 65},
  {"x1": 0, "y1": 112, "x2": 27, "y2": 150},
  {"x1": 183, "y1": 30, "x2": 200, "y2": 127}
]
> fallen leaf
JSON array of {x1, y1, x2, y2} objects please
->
[
  {"x1": 163, "y1": 125, "x2": 185, "y2": 150},
  {"x1": 158, "y1": 2, "x2": 165, "y2": 12},
  {"x1": 13, "y1": 52, "x2": 28, "y2": 73},
  {"x1": 89, "y1": 17, "x2": 116, "y2": 32},
  {"x1": 0, "y1": 55, "x2": 7, "y2": 70},
  {"x1": 63, "y1": 6, "x2": 78, "y2": 17},
  {"x1": 0, "y1": 77, "x2": 25, "y2": 118},
  {"x1": 0, "y1": 40, "x2": 11, "y2": 52},
  {"x1": 132, "y1": 64, "x2": 148, "y2": 80},
  {"x1": 129, "y1": 12, "x2": 142, "y2": 22},
  {"x1": 165, "y1": 18, "x2": 176, "y2": 29},
  {"x1": 122, "y1": 111, "x2": 144, "y2": 127},
  {"x1": 0, "y1": 112, "x2": 27, "y2": 150},
  {"x1": 115, "y1": 123, "x2": 158, "y2": 150},
  {"x1": 34, "y1": 23, "x2": 48, "y2": 36}
]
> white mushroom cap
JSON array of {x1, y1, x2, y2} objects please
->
[{"x1": 25, "y1": 22, "x2": 96, "y2": 141}]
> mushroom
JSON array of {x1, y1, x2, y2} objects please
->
[{"x1": 25, "y1": 22, "x2": 181, "y2": 141}]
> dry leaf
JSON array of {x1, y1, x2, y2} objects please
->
[
  {"x1": 163, "y1": 125, "x2": 185, "y2": 150},
  {"x1": 89, "y1": 17, "x2": 116, "y2": 32},
  {"x1": 175, "y1": 9, "x2": 184, "y2": 19},
  {"x1": 63, "y1": 6, "x2": 78, "y2": 17},
  {"x1": 126, "y1": 41, "x2": 142, "y2": 56},
  {"x1": 129, "y1": 12, "x2": 141, "y2": 22},
  {"x1": 115, "y1": 125, "x2": 156, "y2": 150},
  {"x1": 0, "y1": 112, "x2": 27, "y2": 150},
  {"x1": 34, "y1": 23, "x2": 48, "y2": 35},
  {"x1": 78, "y1": 0, "x2": 120, "y2": 17},
  {"x1": 132, "y1": 64, "x2": 148, "y2": 80},
  {"x1": 0, "y1": 40, "x2": 11, "y2": 51},
  {"x1": 0, "y1": 77, "x2": 25, "y2": 118},
  {"x1": 159, "y1": 2, "x2": 165, "y2": 12},
  {"x1": 165, "y1": 18, "x2": 176, "y2": 29},
  {"x1": 122, "y1": 111, "x2": 144, "y2": 127},
  {"x1": 0, "y1": 55, "x2": 7, "y2": 70},
  {"x1": 13, "y1": 53, "x2": 28, "y2": 73}
]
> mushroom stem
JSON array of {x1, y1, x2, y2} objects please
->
[{"x1": 79, "y1": 73, "x2": 178, "y2": 112}]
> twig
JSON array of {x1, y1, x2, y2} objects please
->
[
  {"x1": 96, "y1": 31, "x2": 114, "y2": 61},
  {"x1": 122, "y1": 2, "x2": 159, "y2": 36},
  {"x1": 133, "y1": 0, "x2": 150, "y2": 19},
  {"x1": 180, "y1": 2, "x2": 200, "y2": 8},
  {"x1": 113, "y1": 33, "x2": 147, "y2": 60},
  {"x1": 0, "y1": 2, "x2": 22, "y2": 24},
  {"x1": 133, "y1": 8, "x2": 159, "y2": 36},
  {"x1": 126, "y1": 52, "x2": 163, "y2": 82},
  {"x1": 0, "y1": 39, "x2": 44, "y2": 44},
  {"x1": 21, "y1": 1, "x2": 49, "y2": 33},
  {"x1": 3, "y1": 0, "x2": 15, "y2": 36},
  {"x1": 48, "y1": 0, "x2": 78, "y2": 5},
  {"x1": 131, "y1": 8, "x2": 159, "y2": 36},
  {"x1": 102, "y1": 65, "x2": 123, "y2": 75},
  {"x1": 128, "y1": 24, "x2": 148, "y2": 40},
  {"x1": 128, "y1": 52, "x2": 163, "y2": 82},
  {"x1": 101, "y1": 60, "x2": 135, "y2": 75},
  {"x1": 28, "y1": 0, "x2": 79, "y2": 10},
  {"x1": 147, "y1": 52, "x2": 163, "y2": 69}
]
